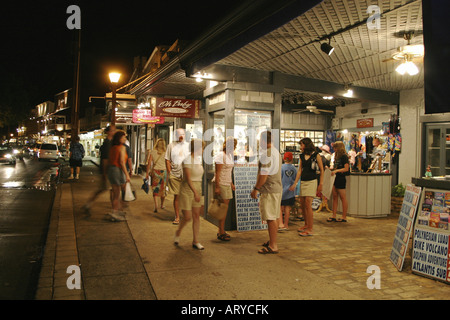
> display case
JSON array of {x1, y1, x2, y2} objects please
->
[{"x1": 280, "y1": 130, "x2": 324, "y2": 165}]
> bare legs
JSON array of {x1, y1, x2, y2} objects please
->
[
  {"x1": 175, "y1": 207, "x2": 203, "y2": 249},
  {"x1": 331, "y1": 187, "x2": 348, "y2": 221}
]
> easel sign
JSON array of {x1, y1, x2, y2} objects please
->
[
  {"x1": 390, "y1": 184, "x2": 422, "y2": 271},
  {"x1": 411, "y1": 188, "x2": 450, "y2": 283},
  {"x1": 234, "y1": 163, "x2": 267, "y2": 232}
]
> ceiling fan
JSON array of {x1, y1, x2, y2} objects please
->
[
  {"x1": 293, "y1": 101, "x2": 334, "y2": 115},
  {"x1": 382, "y1": 31, "x2": 424, "y2": 63}
]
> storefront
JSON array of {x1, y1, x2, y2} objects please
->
[{"x1": 330, "y1": 102, "x2": 401, "y2": 217}]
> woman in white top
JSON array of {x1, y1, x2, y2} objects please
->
[
  {"x1": 146, "y1": 138, "x2": 167, "y2": 213},
  {"x1": 214, "y1": 137, "x2": 237, "y2": 241},
  {"x1": 174, "y1": 139, "x2": 206, "y2": 250}
]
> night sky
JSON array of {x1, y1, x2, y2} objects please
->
[{"x1": 0, "y1": 0, "x2": 241, "y2": 127}]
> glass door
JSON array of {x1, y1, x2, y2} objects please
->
[{"x1": 424, "y1": 123, "x2": 450, "y2": 177}]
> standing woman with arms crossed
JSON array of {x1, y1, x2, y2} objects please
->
[
  {"x1": 214, "y1": 137, "x2": 237, "y2": 241},
  {"x1": 290, "y1": 137, "x2": 324, "y2": 236},
  {"x1": 174, "y1": 139, "x2": 206, "y2": 250},
  {"x1": 146, "y1": 138, "x2": 167, "y2": 213},
  {"x1": 107, "y1": 130, "x2": 131, "y2": 222}
]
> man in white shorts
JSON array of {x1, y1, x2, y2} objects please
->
[
  {"x1": 251, "y1": 130, "x2": 282, "y2": 254},
  {"x1": 165, "y1": 128, "x2": 189, "y2": 224}
]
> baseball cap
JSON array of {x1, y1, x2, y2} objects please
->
[{"x1": 283, "y1": 152, "x2": 293, "y2": 161}]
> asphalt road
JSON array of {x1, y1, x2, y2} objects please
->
[{"x1": 0, "y1": 156, "x2": 61, "y2": 299}]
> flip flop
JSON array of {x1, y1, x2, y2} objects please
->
[
  {"x1": 258, "y1": 246, "x2": 278, "y2": 254},
  {"x1": 336, "y1": 219, "x2": 347, "y2": 222},
  {"x1": 172, "y1": 219, "x2": 180, "y2": 225},
  {"x1": 298, "y1": 231, "x2": 313, "y2": 237},
  {"x1": 327, "y1": 217, "x2": 336, "y2": 222}
]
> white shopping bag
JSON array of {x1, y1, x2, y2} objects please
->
[
  {"x1": 124, "y1": 182, "x2": 136, "y2": 201},
  {"x1": 321, "y1": 168, "x2": 335, "y2": 200}
]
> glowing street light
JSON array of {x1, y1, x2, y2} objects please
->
[{"x1": 109, "y1": 72, "x2": 121, "y2": 125}]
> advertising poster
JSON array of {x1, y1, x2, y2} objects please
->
[
  {"x1": 390, "y1": 184, "x2": 422, "y2": 271},
  {"x1": 153, "y1": 98, "x2": 199, "y2": 118},
  {"x1": 233, "y1": 163, "x2": 267, "y2": 232},
  {"x1": 412, "y1": 188, "x2": 450, "y2": 283}
]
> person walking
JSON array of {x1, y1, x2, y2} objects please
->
[
  {"x1": 82, "y1": 125, "x2": 116, "y2": 214},
  {"x1": 165, "y1": 128, "x2": 189, "y2": 225},
  {"x1": 68, "y1": 135, "x2": 85, "y2": 180},
  {"x1": 174, "y1": 139, "x2": 205, "y2": 250},
  {"x1": 328, "y1": 141, "x2": 349, "y2": 222},
  {"x1": 107, "y1": 130, "x2": 130, "y2": 222},
  {"x1": 251, "y1": 131, "x2": 282, "y2": 254},
  {"x1": 146, "y1": 138, "x2": 167, "y2": 213},
  {"x1": 290, "y1": 137, "x2": 324, "y2": 236},
  {"x1": 278, "y1": 151, "x2": 297, "y2": 231},
  {"x1": 214, "y1": 136, "x2": 237, "y2": 241}
]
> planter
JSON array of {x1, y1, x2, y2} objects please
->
[{"x1": 391, "y1": 196, "x2": 404, "y2": 214}]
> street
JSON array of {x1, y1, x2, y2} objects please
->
[{"x1": 0, "y1": 156, "x2": 61, "y2": 299}]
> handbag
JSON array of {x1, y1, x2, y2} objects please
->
[
  {"x1": 124, "y1": 182, "x2": 136, "y2": 201},
  {"x1": 208, "y1": 196, "x2": 228, "y2": 220}
]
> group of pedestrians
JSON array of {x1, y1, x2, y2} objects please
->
[{"x1": 81, "y1": 125, "x2": 349, "y2": 254}]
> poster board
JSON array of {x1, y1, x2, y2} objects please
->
[
  {"x1": 233, "y1": 163, "x2": 267, "y2": 232},
  {"x1": 390, "y1": 184, "x2": 422, "y2": 271},
  {"x1": 411, "y1": 188, "x2": 450, "y2": 283}
]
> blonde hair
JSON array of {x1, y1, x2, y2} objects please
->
[
  {"x1": 153, "y1": 138, "x2": 166, "y2": 153},
  {"x1": 333, "y1": 141, "x2": 347, "y2": 160}
]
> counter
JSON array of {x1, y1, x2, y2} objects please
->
[
  {"x1": 334, "y1": 173, "x2": 392, "y2": 218},
  {"x1": 411, "y1": 177, "x2": 450, "y2": 190}
]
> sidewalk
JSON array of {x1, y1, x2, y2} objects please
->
[{"x1": 34, "y1": 161, "x2": 450, "y2": 300}]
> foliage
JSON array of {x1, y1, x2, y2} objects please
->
[{"x1": 391, "y1": 183, "x2": 406, "y2": 197}]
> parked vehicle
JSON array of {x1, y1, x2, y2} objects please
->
[
  {"x1": 37, "y1": 143, "x2": 60, "y2": 161},
  {"x1": 0, "y1": 146, "x2": 17, "y2": 165}
]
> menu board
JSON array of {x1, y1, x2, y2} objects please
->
[
  {"x1": 390, "y1": 184, "x2": 422, "y2": 271},
  {"x1": 412, "y1": 188, "x2": 450, "y2": 283},
  {"x1": 233, "y1": 163, "x2": 267, "y2": 232}
]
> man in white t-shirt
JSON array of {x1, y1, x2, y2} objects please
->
[
  {"x1": 251, "y1": 131, "x2": 282, "y2": 254},
  {"x1": 165, "y1": 128, "x2": 189, "y2": 224}
]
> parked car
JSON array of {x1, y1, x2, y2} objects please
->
[
  {"x1": 0, "y1": 146, "x2": 17, "y2": 165},
  {"x1": 37, "y1": 143, "x2": 60, "y2": 161}
]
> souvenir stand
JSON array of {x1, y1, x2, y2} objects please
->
[{"x1": 326, "y1": 114, "x2": 401, "y2": 218}]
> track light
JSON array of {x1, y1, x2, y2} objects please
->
[{"x1": 321, "y1": 41, "x2": 334, "y2": 55}]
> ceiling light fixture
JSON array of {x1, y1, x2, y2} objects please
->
[
  {"x1": 320, "y1": 38, "x2": 334, "y2": 55},
  {"x1": 395, "y1": 56, "x2": 419, "y2": 76},
  {"x1": 343, "y1": 84, "x2": 353, "y2": 98}
]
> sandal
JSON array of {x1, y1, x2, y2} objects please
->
[
  {"x1": 336, "y1": 219, "x2": 347, "y2": 222},
  {"x1": 327, "y1": 217, "x2": 336, "y2": 222},
  {"x1": 298, "y1": 231, "x2": 313, "y2": 237},
  {"x1": 172, "y1": 219, "x2": 179, "y2": 225},
  {"x1": 217, "y1": 233, "x2": 231, "y2": 241},
  {"x1": 262, "y1": 241, "x2": 270, "y2": 248},
  {"x1": 258, "y1": 246, "x2": 279, "y2": 254}
]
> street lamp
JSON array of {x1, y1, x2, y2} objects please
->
[{"x1": 109, "y1": 72, "x2": 121, "y2": 125}]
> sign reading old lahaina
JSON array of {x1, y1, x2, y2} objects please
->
[{"x1": 153, "y1": 98, "x2": 200, "y2": 118}]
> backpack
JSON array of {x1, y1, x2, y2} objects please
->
[{"x1": 71, "y1": 143, "x2": 85, "y2": 161}]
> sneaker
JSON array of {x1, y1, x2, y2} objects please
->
[
  {"x1": 109, "y1": 212, "x2": 126, "y2": 222},
  {"x1": 192, "y1": 242, "x2": 204, "y2": 250}
]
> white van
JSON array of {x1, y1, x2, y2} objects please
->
[{"x1": 38, "y1": 143, "x2": 60, "y2": 161}]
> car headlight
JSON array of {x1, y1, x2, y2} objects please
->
[{"x1": 5, "y1": 154, "x2": 12, "y2": 158}]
